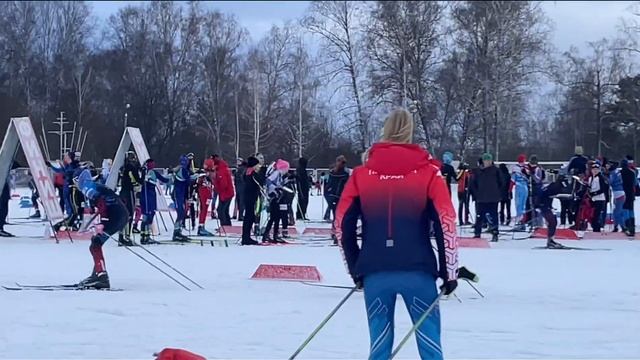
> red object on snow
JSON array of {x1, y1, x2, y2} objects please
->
[
  {"x1": 457, "y1": 237, "x2": 491, "y2": 248},
  {"x1": 155, "y1": 348, "x2": 206, "y2": 360},
  {"x1": 251, "y1": 264, "x2": 322, "y2": 282},
  {"x1": 532, "y1": 228, "x2": 580, "y2": 240},
  {"x1": 302, "y1": 227, "x2": 332, "y2": 236}
]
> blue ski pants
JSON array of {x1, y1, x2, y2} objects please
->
[
  {"x1": 514, "y1": 185, "x2": 528, "y2": 219},
  {"x1": 363, "y1": 271, "x2": 442, "y2": 360},
  {"x1": 613, "y1": 195, "x2": 625, "y2": 228}
]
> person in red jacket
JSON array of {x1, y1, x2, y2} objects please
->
[
  {"x1": 335, "y1": 108, "x2": 458, "y2": 360},
  {"x1": 213, "y1": 156, "x2": 235, "y2": 226},
  {"x1": 195, "y1": 157, "x2": 215, "y2": 237}
]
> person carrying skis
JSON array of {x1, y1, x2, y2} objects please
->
[
  {"x1": 456, "y1": 162, "x2": 471, "y2": 225},
  {"x1": 262, "y1": 159, "x2": 290, "y2": 243},
  {"x1": 440, "y1": 151, "x2": 456, "y2": 196},
  {"x1": 139, "y1": 159, "x2": 169, "y2": 245},
  {"x1": 588, "y1": 162, "x2": 608, "y2": 232},
  {"x1": 172, "y1": 155, "x2": 192, "y2": 242},
  {"x1": 336, "y1": 108, "x2": 458, "y2": 360},
  {"x1": 213, "y1": 156, "x2": 235, "y2": 226},
  {"x1": 621, "y1": 159, "x2": 637, "y2": 236},
  {"x1": 470, "y1": 153, "x2": 503, "y2": 241},
  {"x1": 117, "y1": 151, "x2": 142, "y2": 246},
  {"x1": 75, "y1": 169, "x2": 128, "y2": 289},
  {"x1": 241, "y1": 156, "x2": 264, "y2": 245},
  {"x1": 296, "y1": 157, "x2": 311, "y2": 220}
]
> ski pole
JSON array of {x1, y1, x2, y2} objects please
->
[
  {"x1": 390, "y1": 291, "x2": 445, "y2": 359},
  {"x1": 107, "y1": 233, "x2": 191, "y2": 290},
  {"x1": 463, "y1": 279, "x2": 485, "y2": 298},
  {"x1": 135, "y1": 242, "x2": 204, "y2": 289},
  {"x1": 288, "y1": 287, "x2": 357, "y2": 360}
]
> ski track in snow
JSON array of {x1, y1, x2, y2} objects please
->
[{"x1": 1, "y1": 187, "x2": 640, "y2": 359}]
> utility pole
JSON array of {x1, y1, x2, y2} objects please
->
[{"x1": 48, "y1": 112, "x2": 74, "y2": 160}]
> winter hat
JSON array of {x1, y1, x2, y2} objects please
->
[
  {"x1": 145, "y1": 158, "x2": 155, "y2": 170},
  {"x1": 382, "y1": 109, "x2": 414, "y2": 144},
  {"x1": 575, "y1": 146, "x2": 584, "y2": 155},
  {"x1": 517, "y1": 154, "x2": 527, "y2": 163},
  {"x1": 179, "y1": 155, "x2": 189, "y2": 168},
  {"x1": 626, "y1": 155, "x2": 635, "y2": 164},
  {"x1": 621, "y1": 159, "x2": 629, "y2": 168},
  {"x1": 482, "y1": 153, "x2": 493, "y2": 161},
  {"x1": 442, "y1": 151, "x2": 454, "y2": 165},
  {"x1": 591, "y1": 162, "x2": 601, "y2": 169},
  {"x1": 275, "y1": 159, "x2": 290, "y2": 172},
  {"x1": 246, "y1": 156, "x2": 259, "y2": 167},
  {"x1": 529, "y1": 154, "x2": 538, "y2": 165}
]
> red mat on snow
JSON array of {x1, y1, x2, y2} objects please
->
[
  {"x1": 251, "y1": 264, "x2": 322, "y2": 282},
  {"x1": 581, "y1": 232, "x2": 639, "y2": 240},
  {"x1": 457, "y1": 237, "x2": 491, "y2": 248},
  {"x1": 50, "y1": 231, "x2": 93, "y2": 241},
  {"x1": 532, "y1": 228, "x2": 580, "y2": 240}
]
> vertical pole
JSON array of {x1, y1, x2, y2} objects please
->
[
  {"x1": 597, "y1": 70, "x2": 602, "y2": 157},
  {"x1": 235, "y1": 88, "x2": 240, "y2": 161}
]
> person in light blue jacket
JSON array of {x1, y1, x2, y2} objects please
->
[{"x1": 511, "y1": 154, "x2": 529, "y2": 231}]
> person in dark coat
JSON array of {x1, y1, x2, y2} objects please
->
[
  {"x1": 118, "y1": 151, "x2": 142, "y2": 245},
  {"x1": 440, "y1": 151, "x2": 456, "y2": 196},
  {"x1": 621, "y1": 159, "x2": 637, "y2": 236},
  {"x1": 241, "y1": 156, "x2": 264, "y2": 245},
  {"x1": 498, "y1": 163, "x2": 512, "y2": 225},
  {"x1": 324, "y1": 155, "x2": 350, "y2": 222},
  {"x1": 0, "y1": 161, "x2": 20, "y2": 237},
  {"x1": 567, "y1": 146, "x2": 589, "y2": 176},
  {"x1": 470, "y1": 153, "x2": 504, "y2": 241},
  {"x1": 234, "y1": 158, "x2": 247, "y2": 221},
  {"x1": 296, "y1": 157, "x2": 311, "y2": 220}
]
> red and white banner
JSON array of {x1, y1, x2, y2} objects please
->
[{"x1": 13, "y1": 118, "x2": 65, "y2": 223}]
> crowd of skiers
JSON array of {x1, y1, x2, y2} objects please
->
[{"x1": 446, "y1": 145, "x2": 638, "y2": 248}]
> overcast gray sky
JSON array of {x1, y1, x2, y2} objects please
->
[{"x1": 89, "y1": 1, "x2": 635, "y2": 52}]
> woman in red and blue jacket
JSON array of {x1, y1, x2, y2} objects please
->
[{"x1": 335, "y1": 109, "x2": 458, "y2": 360}]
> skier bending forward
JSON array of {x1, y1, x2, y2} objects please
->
[
  {"x1": 335, "y1": 109, "x2": 458, "y2": 360},
  {"x1": 76, "y1": 169, "x2": 128, "y2": 289}
]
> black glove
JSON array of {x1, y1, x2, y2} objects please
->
[
  {"x1": 352, "y1": 275, "x2": 363, "y2": 290},
  {"x1": 440, "y1": 280, "x2": 458, "y2": 295}
]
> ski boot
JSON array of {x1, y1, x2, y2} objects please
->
[
  {"x1": 613, "y1": 226, "x2": 619, "y2": 233},
  {"x1": 457, "y1": 266, "x2": 479, "y2": 282},
  {"x1": 140, "y1": 233, "x2": 159, "y2": 245},
  {"x1": 132, "y1": 225, "x2": 140, "y2": 234},
  {"x1": 490, "y1": 231, "x2": 499, "y2": 242},
  {"x1": 117, "y1": 234, "x2": 135, "y2": 247},
  {"x1": 273, "y1": 236, "x2": 287, "y2": 244},
  {"x1": 197, "y1": 226, "x2": 214, "y2": 237},
  {"x1": 172, "y1": 230, "x2": 190, "y2": 243},
  {"x1": 0, "y1": 228, "x2": 14, "y2": 237},
  {"x1": 331, "y1": 234, "x2": 338, "y2": 246},
  {"x1": 241, "y1": 238, "x2": 260, "y2": 246},
  {"x1": 29, "y1": 210, "x2": 41, "y2": 219},
  {"x1": 261, "y1": 234, "x2": 277, "y2": 244},
  {"x1": 546, "y1": 237, "x2": 565, "y2": 249},
  {"x1": 78, "y1": 271, "x2": 110, "y2": 289},
  {"x1": 281, "y1": 230, "x2": 290, "y2": 239},
  {"x1": 513, "y1": 223, "x2": 526, "y2": 232}
]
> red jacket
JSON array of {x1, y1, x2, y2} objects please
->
[
  {"x1": 213, "y1": 159, "x2": 234, "y2": 202},
  {"x1": 335, "y1": 142, "x2": 459, "y2": 281}
]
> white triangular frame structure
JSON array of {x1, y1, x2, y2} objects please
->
[
  {"x1": 106, "y1": 127, "x2": 169, "y2": 212},
  {"x1": 0, "y1": 117, "x2": 65, "y2": 224}
]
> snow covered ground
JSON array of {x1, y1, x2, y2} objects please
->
[{"x1": 1, "y1": 188, "x2": 639, "y2": 359}]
